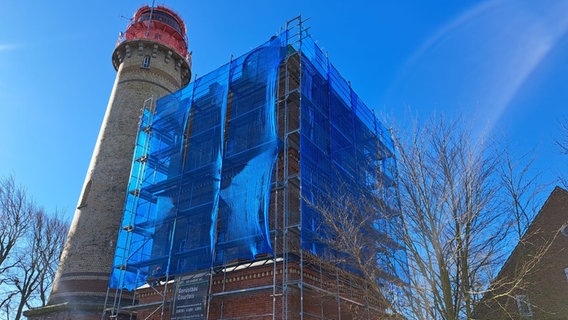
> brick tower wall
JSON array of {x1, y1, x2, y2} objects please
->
[{"x1": 25, "y1": 40, "x2": 189, "y2": 319}]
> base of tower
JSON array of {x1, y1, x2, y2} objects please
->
[{"x1": 24, "y1": 302, "x2": 107, "y2": 320}]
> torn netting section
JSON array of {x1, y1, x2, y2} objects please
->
[{"x1": 216, "y1": 36, "x2": 284, "y2": 264}]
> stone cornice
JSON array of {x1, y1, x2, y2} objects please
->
[{"x1": 113, "y1": 39, "x2": 191, "y2": 86}]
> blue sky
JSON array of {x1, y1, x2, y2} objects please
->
[{"x1": 1, "y1": 0, "x2": 566, "y2": 218}]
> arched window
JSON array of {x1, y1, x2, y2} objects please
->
[{"x1": 142, "y1": 55, "x2": 151, "y2": 69}]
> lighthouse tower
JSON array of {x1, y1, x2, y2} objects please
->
[{"x1": 25, "y1": 6, "x2": 191, "y2": 319}]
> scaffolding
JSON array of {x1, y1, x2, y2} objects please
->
[{"x1": 102, "y1": 17, "x2": 403, "y2": 320}]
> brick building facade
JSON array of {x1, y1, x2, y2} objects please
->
[
  {"x1": 135, "y1": 260, "x2": 388, "y2": 319},
  {"x1": 102, "y1": 16, "x2": 401, "y2": 320},
  {"x1": 474, "y1": 186, "x2": 568, "y2": 319}
]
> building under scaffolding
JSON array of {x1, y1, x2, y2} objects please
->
[{"x1": 103, "y1": 17, "x2": 404, "y2": 320}]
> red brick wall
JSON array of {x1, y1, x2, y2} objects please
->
[{"x1": 136, "y1": 260, "x2": 386, "y2": 319}]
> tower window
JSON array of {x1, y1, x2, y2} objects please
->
[{"x1": 142, "y1": 55, "x2": 151, "y2": 69}]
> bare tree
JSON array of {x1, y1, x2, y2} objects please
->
[
  {"x1": 498, "y1": 149, "x2": 545, "y2": 241},
  {"x1": 302, "y1": 115, "x2": 551, "y2": 319},
  {"x1": 555, "y1": 118, "x2": 568, "y2": 156},
  {"x1": 8, "y1": 209, "x2": 68, "y2": 320},
  {"x1": 0, "y1": 176, "x2": 33, "y2": 310},
  {"x1": 393, "y1": 117, "x2": 505, "y2": 319},
  {"x1": 391, "y1": 116, "x2": 548, "y2": 320},
  {"x1": 0, "y1": 176, "x2": 69, "y2": 320},
  {"x1": 302, "y1": 152, "x2": 408, "y2": 319},
  {"x1": 34, "y1": 210, "x2": 68, "y2": 307},
  {"x1": 556, "y1": 118, "x2": 568, "y2": 188}
]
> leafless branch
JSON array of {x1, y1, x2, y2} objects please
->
[{"x1": 0, "y1": 176, "x2": 68, "y2": 320}]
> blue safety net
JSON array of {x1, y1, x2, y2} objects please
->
[
  {"x1": 216, "y1": 38, "x2": 283, "y2": 264},
  {"x1": 110, "y1": 36, "x2": 284, "y2": 290},
  {"x1": 299, "y1": 36, "x2": 402, "y2": 277},
  {"x1": 109, "y1": 28, "x2": 403, "y2": 291}
]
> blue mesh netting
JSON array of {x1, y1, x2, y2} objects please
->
[
  {"x1": 110, "y1": 36, "x2": 284, "y2": 290},
  {"x1": 298, "y1": 37, "x2": 402, "y2": 277},
  {"x1": 216, "y1": 39, "x2": 283, "y2": 263},
  {"x1": 110, "y1": 29, "x2": 403, "y2": 291}
]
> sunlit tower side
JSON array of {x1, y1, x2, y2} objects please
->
[{"x1": 24, "y1": 5, "x2": 191, "y2": 320}]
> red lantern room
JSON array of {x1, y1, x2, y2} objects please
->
[{"x1": 118, "y1": 5, "x2": 191, "y2": 66}]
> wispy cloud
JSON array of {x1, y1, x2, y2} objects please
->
[
  {"x1": 0, "y1": 44, "x2": 18, "y2": 51},
  {"x1": 388, "y1": 0, "x2": 568, "y2": 136},
  {"x1": 466, "y1": 0, "x2": 568, "y2": 134},
  {"x1": 405, "y1": 0, "x2": 502, "y2": 69}
]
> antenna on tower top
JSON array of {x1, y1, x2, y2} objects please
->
[{"x1": 145, "y1": 0, "x2": 157, "y2": 37}]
